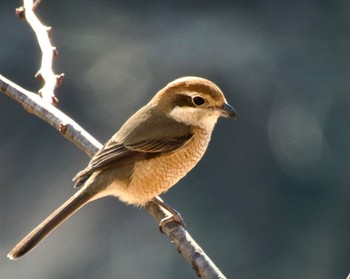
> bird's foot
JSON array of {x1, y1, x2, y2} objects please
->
[
  {"x1": 159, "y1": 211, "x2": 186, "y2": 234},
  {"x1": 151, "y1": 197, "x2": 186, "y2": 233}
]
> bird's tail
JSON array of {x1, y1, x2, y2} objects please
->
[{"x1": 8, "y1": 187, "x2": 94, "y2": 260}]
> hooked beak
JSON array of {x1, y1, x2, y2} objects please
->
[{"x1": 220, "y1": 102, "x2": 237, "y2": 119}]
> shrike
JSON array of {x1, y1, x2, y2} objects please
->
[{"x1": 8, "y1": 76, "x2": 237, "y2": 259}]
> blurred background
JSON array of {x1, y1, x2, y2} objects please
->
[{"x1": 0, "y1": 1, "x2": 349, "y2": 278}]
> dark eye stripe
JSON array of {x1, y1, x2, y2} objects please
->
[{"x1": 173, "y1": 94, "x2": 195, "y2": 107}]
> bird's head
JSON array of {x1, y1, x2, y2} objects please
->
[{"x1": 154, "y1": 76, "x2": 237, "y2": 131}]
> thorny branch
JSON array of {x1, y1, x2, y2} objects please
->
[
  {"x1": 0, "y1": 1, "x2": 227, "y2": 278},
  {"x1": 17, "y1": 0, "x2": 64, "y2": 105}
]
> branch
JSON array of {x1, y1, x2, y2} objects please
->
[
  {"x1": 0, "y1": 75, "x2": 100, "y2": 157},
  {"x1": 16, "y1": 0, "x2": 64, "y2": 105},
  {"x1": 146, "y1": 202, "x2": 227, "y2": 278},
  {"x1": 0, "y1": 75, "x2": 227, "y2": 278}
]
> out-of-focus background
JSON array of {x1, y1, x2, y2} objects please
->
[{"x1": 1, "y1": 1, "x2": 349, "y2": 278}]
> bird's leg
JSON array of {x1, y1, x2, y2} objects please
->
[{"x1": 151, "y1": 196, "x2": 186, "y2": 233}]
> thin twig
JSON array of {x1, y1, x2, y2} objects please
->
[
  {"x1": 0, "y1": 75, "x2": 227, "y2": 278},
  {"x1": 19, "y1": 0, "x2": 64, "y2": 104}
]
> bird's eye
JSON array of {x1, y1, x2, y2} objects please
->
[{"x1": 192, "y1": 96, "x2": 205, "y2": 106}]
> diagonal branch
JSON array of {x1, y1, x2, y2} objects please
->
[
  {"x1": 0, "y1": 75, "x2": 227, "y2": 278},
  {"x1": 0, "y1": 75, "x2": 100, "y2": 157}
]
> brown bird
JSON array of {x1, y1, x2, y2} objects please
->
[{"x1": 8, "y1": 76, "x2": 237, "y2": 259}]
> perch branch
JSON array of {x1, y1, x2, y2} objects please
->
[
  {"x1": 17, "y1": 0, "x2": 64, "y2": 104},
  {"x1": 146, "y1": 201, "x2": 227, "y2": 278},
  {"x1": 0, "y1": 75, "x2": 227, "y2": 278}
]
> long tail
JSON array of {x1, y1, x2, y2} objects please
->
[{"x1": 8, "y1": 188, "x2": 94, "y2": 260}]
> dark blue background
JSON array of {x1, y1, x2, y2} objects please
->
[{"x1": 1, "y1": 1, "x2": 349, "y2": 278}]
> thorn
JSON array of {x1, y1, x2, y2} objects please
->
[
  {"x1": 51, "y1": 96, "x2": 59, "y2": 106},
  {"x1": 15, "y1": 6, "x2": 25, "y2": 20},
  {"x1": 52, "y1": 47, "x2": 58, "y2": 59},
  {"x1": 56, "y1": 73, "x2": 65, "y2": 88},
  {"x1": 38, "y1": 90, "x2": 59, "y2": 105},
  {"x1": 32, "y1": 0, "x2": 42, "y2": 11},
  {"x1": 35, "y1": 71, "x2": 44, "y2": 82},
  {"x1": 0, "y1": 84, "x2": 8, "y2": 93},
  {"x1": 59, "y1": 122, "x2": 68, "y2": 134},
  {"x1": 46, "y1": 26, "x2": 52, "y2": 38}
]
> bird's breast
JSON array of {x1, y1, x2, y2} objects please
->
[{"x1": 116, "y1": 129, "x2": 212, "y2": 206}]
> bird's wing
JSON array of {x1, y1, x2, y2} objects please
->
[
  {"x1": 73, "y1": 133, "x2": 193, "y2": 187},
  {"x1": 73, "y1": 104, "x2": 194, "y2": 187}
]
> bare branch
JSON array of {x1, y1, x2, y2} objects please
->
[
  {"x1": 146, "y1": 201, "x2": 227, "y2": 278},
  {"x1": 0, "y1": 75, "x2": 227, "y2": 278},
  {"x1": 0, "y1": 75, "x2": 100, "y2": 157},
  {"x1": 18, "y1": 0, "x2": 64, "y2": 104}
]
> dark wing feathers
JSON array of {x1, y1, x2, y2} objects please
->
[
  {"x1": 90, "y1": 144, "x2": 137, "y2": 168},
  {"x1": 73, "y1": 134, "x2": 193, "y2": 188},
  {"x1": 126, "y1": 134, "x2": 193, "y2": 153}
]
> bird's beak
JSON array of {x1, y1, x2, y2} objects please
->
[{"x1": 220, "y1": 102, "x2": 237, "y2": 119}]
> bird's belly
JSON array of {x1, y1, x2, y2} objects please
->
[{"x1": 111, "y1": 131, "x2": 211, "y2": 206}]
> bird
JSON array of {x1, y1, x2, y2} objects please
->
[{"x1": 8, "y1": 76, "x2": 237, "y2": 260}]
